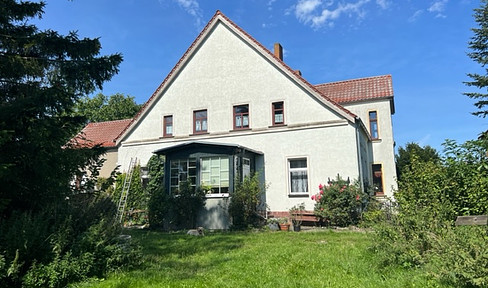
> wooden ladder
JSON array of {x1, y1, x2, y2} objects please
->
[{"x1": 115, "y1": 157, "x2": 137, "y2": 224}]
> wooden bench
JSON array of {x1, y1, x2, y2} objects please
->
[
  {"x1": 455, "y1": 215, "x2": 487, "y2": 226},
  {"x1": 290, "y1": 210, "x2": 320, "y2": 224}
]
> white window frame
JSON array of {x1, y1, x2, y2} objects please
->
[
  {"x1": 287, "y1": 157, "x2": 309, "y2": 196},
  {"x1": 200, "y1": 156, "x2": 230, "y2": 196}
]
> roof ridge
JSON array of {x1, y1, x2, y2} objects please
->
[{"x1": 315, "y1": 74, "x2": 392, "y2": 87}]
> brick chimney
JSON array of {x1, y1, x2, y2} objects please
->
[{"x1": 274, "y1": 43, "x2": 283, "y2": 61}]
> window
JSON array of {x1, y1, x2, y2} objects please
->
[
  {"x1": 372, "y1": 164, "x2": 383, "y2": 195},
  {"x1": 272, "y1": 101, "x2": 284, "y2": 125},
  {"x1": 170, "y1": 159, "x2": 196, "y2": 194},
  {"x1": 163, "y1": 115, "x2": 173, "y2": 137},
  {"x1": 233, "y1": 104, "x2": 249, "y2": 129},
  {"x1": 194, "y1": 110, "x2": 207, "y2": 134},
  {"x1": 369, "y1": 111, "x2": 379, "y2": 139},
  {"x1": 200, "y1": 156, "x2": 229, "y2": 194},
  {"x1": 288, "y1": 158, "x2": 308, "y2": 194}
]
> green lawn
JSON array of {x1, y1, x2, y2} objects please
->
[{"x1": 73, "y1": 229, "x2": 451, "y2": 288}]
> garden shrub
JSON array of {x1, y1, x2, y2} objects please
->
[
  {"x1": 0, "y1": 194, "x2": 142, "y2": 288},
  {"x1": 428, "y1": 225, "x2": 488, "y2": 287},
  {"x1": 311, "y1": 176, "x2": 368, "y2": 227},
  {"x1": 170, "y1": 180, "x2": 206, "y2": 229},
  {"x1": 373, "y1": 139, "x2": 488, "y2": 287},
  {"x1": 228, "y1": 172, "x2": 265, "y2": 230}
]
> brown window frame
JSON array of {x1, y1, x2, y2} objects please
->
[
  {"x1": 193, "y1": 109, "x2": 207, "y2": 134},
  {"x1": 372, "y1": 163, "x2": 384, "y2": 195},
  {"x1": 272, "y1": 101, "x2": 284, "y2": 126},
  {"x1": 233, "y1": 104, "x2": 249, "y2": 130},
  {"x1": 369, "y1": 111, "x2": 379, "y2": 139},
  {"x1": 163, "y1": 115, "x2": 173, "y2": 137}
]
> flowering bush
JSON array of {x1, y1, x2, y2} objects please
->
[{"x1": 312, "y1": 176, "x2": 367, "y2": 227}]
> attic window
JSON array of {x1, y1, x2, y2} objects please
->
[
  {"x1": 233, "y1": 104, "x2": 249, "y2": 130},
  {"x1": 194, "y1": 110, "x2": 207, "y2": 134},
  {"x1": 163, "y1": 115, "x2": 173, "y2": 137},
  {"x1": 272, "y1": 101, "x2": 284, "y2": 125}
]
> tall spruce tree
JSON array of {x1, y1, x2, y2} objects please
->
[
  {"x1": 465, "y1": 0, "x2": 488, "y2": 117},
  {"x1": 0, "y1": 0, "x2": 122, "y2": 216}
]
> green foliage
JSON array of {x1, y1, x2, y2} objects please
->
[
  {"x1": 312, "y1": 176, "x2": 368, "y2": 227},
  {"x1": 145, "y1": 155, "x2": 205, "y2": 230},
  {"x1": 170, "y1": 180, "x2": 206, "y2": 229},
  {"x1": 75, "y1": 93, "x2": 142, "y2": 123},
  {"x1": 0, "y1": 196, "x2": 142, "y2": 288},
  {"x1": 113, "y1": 165, "x2": 148, "y2": 222},
  {"x1": 0, "y1": 0, "x2": 122, "y2": 217},
  {"x1": 395, "y1": 142, "x2": 440, "y2": 180},
  {"x1": 464, "y1": 0, "x2": 488, "y2": 117},
  {"x1": 374, "y1": 138, "x2": 488, "y2": 287},
  {"x1": 428, "y1": 226, "x2": 488, "y2": 287},
  {"x1": 228, "y1": 172, "x2": 265, "y2": 230},
  {"x1": 443, "y1": 139, "x2": 488, "y2": 215}
]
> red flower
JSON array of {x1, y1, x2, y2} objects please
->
[
  {"x1": 311, "y1": 195, "x2": 316, "y2": 200},
  {"x1": 319, "y1": 184, "x2": 323, "y2": 190},
  {"x1": 318, "y1": 195, "x2": 322, "y2": 200},
  {"x1": 320, "y1": 190, "x2": 324, "y2": 195},
  {"x1": 356, "y1": 195, "x2": 360, "y2": 201}
]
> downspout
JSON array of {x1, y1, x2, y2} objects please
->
[{"x1": 355, "y1": 117, "x2": 365, "y2": 193}]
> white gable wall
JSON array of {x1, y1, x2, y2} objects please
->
[{"x1": 123, "y1": 23, "x2": 347, "y2": 143}]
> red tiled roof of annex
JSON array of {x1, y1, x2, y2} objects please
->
[
  {"x1": 315, "y1": 75, "x2": 393, "y2": 104},
  {"x1": 72, "y1": 119, "x2": 132, "y2": 148}
]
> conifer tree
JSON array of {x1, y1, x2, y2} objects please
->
[
  {"x1": 465, "y1": 0, "x2": 488, "y2": 117},
  {"x1": 0, "y1": 0, "x2": 123, "y2": 216}
]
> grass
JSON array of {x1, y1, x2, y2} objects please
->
[{"x1": 73, "y1": 229, "x2": 451, "y2": 288}]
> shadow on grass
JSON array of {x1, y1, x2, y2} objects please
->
[{"x1": 123, "y1": 229, "x2": 247, "y2": 282}]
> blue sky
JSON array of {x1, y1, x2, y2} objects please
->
[{"x1": 36, "y1": 0, "x2": 485, "y2": 153}]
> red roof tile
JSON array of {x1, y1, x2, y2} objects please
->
[
  {"x1": 314, "y1": 75, "x2": 393, "y2": 104},
  {"x1": 72, "y1": 119, "x2": 132, "y2": 148}
]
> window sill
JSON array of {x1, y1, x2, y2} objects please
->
[
  {"x1": 371, "y1": 138, "x2": 382, "y2": 143},
  {"x1": 288, "y1": 193, "x2": 309, "y2": 198},
  {"x1": 190, "y1": 132, "x2": 209, "y2": 136},
  {"x1": 161, "y1": 135, "x2": 174, "y2": 139},
  {"x1": 268, "y1": 124, "x2": 287, "y2": 128},
  {"x1": 205, "y1": 193, "x2": 230, "y2": 198}
]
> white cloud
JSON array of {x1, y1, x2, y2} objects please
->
[
  {"x1": 267, "y1": 0, "x2": 277, "y2": 11},
  {"x1": 173, "y1": 0, "x2": 204, "y2": 29},
  {"x1": 428, "y1": 0, "x2": 448, "y2": 18},
  {"x1": 375, "y1": 0, "x2": 389, "y2": 9},
  {"x1": 293, "y1": 0, "x2": 371, "y2": 29},
  {"x1": 408, "y1": 9, "x2": 423, "y2": 22}
]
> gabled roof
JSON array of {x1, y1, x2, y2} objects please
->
[
  {"x1": 72, "y1": 119, "x2": 132, "y2": 148},
  {"x1": 115, "y1": 10, "x2": 357, "y2": 145},
  {"x1": 314, "y1": 75, "x2": 395, "y2": 113}
]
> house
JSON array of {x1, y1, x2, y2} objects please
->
[
  {"x1": 72, "y1": 118, "x2": 132, "y2": 179},
  {"x1": 103, "y1": 11, "x2": 396, "y2": 229}
]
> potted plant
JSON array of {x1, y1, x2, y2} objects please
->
[
  {"x1": 278, "y1": 217, "x2": 290, "y2": 231},
  {"x1": 289, "y1": 202, "x2": 306, "y2": 232},
  {"x1": 266, "y1": 217, "x2": 280, "y2": 231}
]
